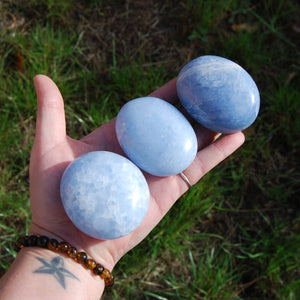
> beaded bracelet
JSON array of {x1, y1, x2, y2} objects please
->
[{"x1": 15, "y1": 235, "x2": 114, "y2": 288}]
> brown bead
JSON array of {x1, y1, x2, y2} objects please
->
[
  {"x1": 104, "y1": 275, "x2": 114, "y2": 288},
  {"x1": 93, "y1": 264, "x2": 104, "y2": 275},
  {"x1": 67, "y1": 247, "x2": 77, "y2": 258},
  {"x1": 47, "y1": 239, "x2": 59, "y2": 251},
  {"x1": 58, "y1": 241, "x2": 71, "y2": 253},
  {"x1": 100, "y1": 269, "x2": 111, "y2": 280},
  {"x1": 75, "y1": 252, "x2": 87, "y2": 264},
  {"x1": 86, "y1": 258, "x2": 97, "y2": 270}
]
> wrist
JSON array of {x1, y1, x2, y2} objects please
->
[
  {"x1": 22, "y1": 246, "x2": 106, "y2": 290},
  {"x1": 16, "y1": 235, "x2": 114, "y2": 288},
  {"x1": 0, "y1": 247, "x2": 105, "y2": 300}
]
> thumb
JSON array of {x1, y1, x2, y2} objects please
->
[{"x1": 33, "y1": 75, "x2": 67, "y2": 154}]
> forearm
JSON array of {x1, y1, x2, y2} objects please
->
[{"x1": 0, "y1": 247, "x2": 105, "y2": 299}]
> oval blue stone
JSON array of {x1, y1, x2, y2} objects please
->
[
  {"x1": 177, "y1": 55, "x2": 260, "y2": 133},
  {"x1": 60, "y1": 151, "x2": 150, "y2": 240},
  {"x1": 115, "y1": 97, "x2": 198, "y2": 177}
]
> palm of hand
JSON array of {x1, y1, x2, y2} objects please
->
[{"x1": 29, "y1": 75, "x2": 244, "y2": 270}]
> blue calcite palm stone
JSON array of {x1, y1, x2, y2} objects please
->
[
  {"x1": 177, "y1": 55, "x2": 260, "y2": 133},
  {"x1": 115, "y1": 97, "x2": 198, "y2": 177},
  {"x1": 60, "y1": 151, "x2": 149, "y2": 240}
]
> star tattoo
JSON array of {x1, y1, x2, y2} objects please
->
[{"x1": 33, "y1": 256, "x2": 80, "y2": 289}]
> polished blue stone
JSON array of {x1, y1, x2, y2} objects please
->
[
  {"x1": 115, "y1": 97, "x2": 198, "y2": 177},
  {"x1": 60, "y1": 151, "x2": 149, "y2": 240},
  {"x1": 177, "y1": 55, "x2": 260, "y2": 133}
]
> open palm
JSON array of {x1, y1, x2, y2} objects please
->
[{"x1": 29, "y1": 75, "x2": 245, "y2": 271}]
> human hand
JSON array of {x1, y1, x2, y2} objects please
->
[{"x1": 29, "y1": 75, "x2": 245, "y2": 272}]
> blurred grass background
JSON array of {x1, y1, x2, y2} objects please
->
[{"x1": 0, "y1": 0, "x2": 299, "y2": 299}]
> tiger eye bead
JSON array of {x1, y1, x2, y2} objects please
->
[
  {"x1": 28, "y1": 235, "x2": 38, "y2": 246},
  {"x1": 86, "y1": 259, "x2": 97, "y2": 270},
  {"x1": 75, "y1": 252, "x2": 87, "y2": 264},
  {"x1": 93, "y1": 264, "x2": 104, "y2": 275},
  {"x1": 104, "y1": 276, "x2": 114, "y2": 288},
  {"x1": 100, "y1": 269, "x2": 111, "y2": 280},
  {"x1": 22, "y1": 236, "x2": 29, "y2": 246},
  {"x1": 58, "y1": 241, "x2": 71, "y2": 253},
  {"x1": 67, "y1": 247, "x2": 77, "y2": 258},
  {"x1": 16, "y1": 236, "x2": 27, "y2": 250},
  {"x1": 37, "y1": 236, "x2": 49, "y2": 248},
  {"x1": 47, "y1": 238, "x2": 59, "y2": 251}
]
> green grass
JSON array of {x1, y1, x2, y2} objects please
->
[{"x1": 1, "y1": 0, "x2": 299, "y2": 299}]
